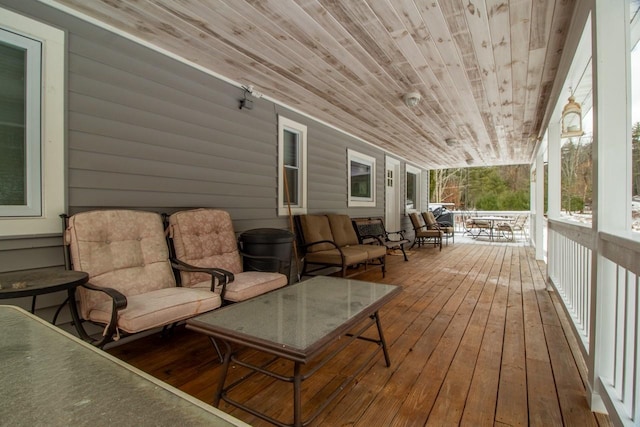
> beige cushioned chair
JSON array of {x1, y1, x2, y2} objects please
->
[
  {"x1": 168, "y1": 208, "x2": 288, "y2": 303},
  {"x1": 64, "y1": 209, "x2": 222, "y2": 347},
  {"x1": 296, "y1": 214, "x2": 386, "y2": 278},
  {"x1": 422, "y1": 211, "x2": 455, "y2": 245},
  {"x1": 409, "y1": 212, "x2": 443, "y2": 250}
]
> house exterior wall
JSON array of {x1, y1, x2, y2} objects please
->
[{"x1": 0, "y1": 0, "x2": 420, "y2": 289}]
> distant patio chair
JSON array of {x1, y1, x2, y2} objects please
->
[
  {"x1": 511, "y1": 214, "x2": 529, "y2": 239},
  {"x1": 422, "y1": 211, "x2": 454, "y2": 245},
  {"x1": 409, "y1": 212, "x2": 442, "y2": 250}
]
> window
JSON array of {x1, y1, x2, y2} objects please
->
[
  {"x1": 0, "y1": 29, "x2": 41, "y2": 215},
  {"x1": 0, "y1": 9, "x2": 64, "y2": 237},
  {"x1": 348, "y1": 149, "x2": 376, "y2": 207},
  {"x1": 406, "y1": 164, "x2": 421, "y2": 212},
  {"x1": 278, "y1": 116, "x2": 307, "y2": 215}
]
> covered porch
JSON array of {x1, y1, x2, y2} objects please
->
[
  {"x1": 108, "y1": 240, "x2": 610, "y2": 426},
  {"x1": 0, "y1": 0, "x2": 638, "y2": 425}
]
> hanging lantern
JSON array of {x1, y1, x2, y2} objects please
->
[{"x1": 561, "y1": 95, "x2": 584, "y2": 138}]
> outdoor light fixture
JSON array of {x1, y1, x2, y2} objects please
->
[
  {"x1": 403, "y1": 92, "x2": 421, "y2": 108},
  {"x1": 561, "y1": 93, "x2": 584, "y2": 138},
  {"x1": 239, "y1": 90, "x2": 253, "y2": 110},
  {"x1": 239, "y1": 84, "x2": 262, "y2": 110}
]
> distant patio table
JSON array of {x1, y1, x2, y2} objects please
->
[
  {"x1": 473, "y1": 216, "x2": 512, "y2": 241},
  {"x1": 187, "y1": 276, "x2": 401, "y2": 427}
]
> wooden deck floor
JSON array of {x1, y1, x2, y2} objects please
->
[{"x1": 107, "y1": 241, "x2": 611, "y2": 426}]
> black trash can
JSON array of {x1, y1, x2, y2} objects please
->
[{"x1": 238, "y1": 228, "x2": 294, "y2": 279}]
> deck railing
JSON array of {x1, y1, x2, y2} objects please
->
[{"x1": 547, "y1": 219, "x2": 640, "y2": 426}]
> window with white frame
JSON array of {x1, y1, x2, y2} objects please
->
[
  {"x1": 278, "y1": 116, "x2": 307, "y2": 215},
  {"x1": 406, "y1": 164, "x2": 421, "y2": 212},
  {"x1": 0, "y1": 9, "x2": 65, "y2": 237},
  {"x1": 348, "y1": 149, "x2": 376, "y2": 207}
]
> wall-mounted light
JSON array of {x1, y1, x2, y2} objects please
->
[
  {"x1": 239, "y1": 84, "x2": 263, "y2": 110},
  {"x1": 561, "y1": 93, "x2": 584, "y2": 138},
  {"x1": 403, "y1": 92, "x2": 421, "y2": 108},
  {"x1": 239, "y1": 89, "x2": 253, "y2": 110}
]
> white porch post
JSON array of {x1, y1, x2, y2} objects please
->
[
  {"x1": 547, "y1": 122, "x2": 561, "y2": 220},
  {"x1": 591, "y1": 0, "x2": 631, "y2": 414},
  {"x1": 534, "y1": 144, "x2": 546, "y2": 261}
]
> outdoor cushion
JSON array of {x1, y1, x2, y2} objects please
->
[
  {"x1": 88, "y1": 287, "x2": 221, "y2": 333},
  {"x1": 327, "y1": 214, "x2": 360, "y2": 247},
  {"x1": 190, "y1": 271, "x2": 286, "y2": 302},
  {"x1": 169, "y1": 208, "x2": 288, "y2": 302},
  {"x1": 66, "y1": 210, "x2": 178, "y2": 320},
  {"x1": 298, "y1": 214, "x2": 335, "y2": 252}
]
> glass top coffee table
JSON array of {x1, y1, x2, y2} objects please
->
[{"x1": 187, "y1": 276, "x2": 401, "y2": 427}]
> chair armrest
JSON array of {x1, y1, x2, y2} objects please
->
[
  {"x1": 359, "y1": 234, "x2": 385, "y2": 245},
  {"x1": 386, "y1": 229, "x2": 407, "y2": 239},
  {"x1": 171, "y1": 258, "x2": 232, "y2": 296},
  {"x1": 77, "y1": 282, "x2": 127, "y2": 347}
]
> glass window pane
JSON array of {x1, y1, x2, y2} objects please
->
[
  {"x1": 284, "y1": 167, "x2": 298, "y2": 205},
  {"x1": 350, "y1": 160, "x2": 371, "y2": 198},
  {"x1": 406, "y1": 172, "x2": 416, "y2": 210},
  {"x1": 283, "y1": 129, "x2": 298, "y2": 168},
  {"x1": 0, "y1": 41, "x2": 26, "y2": 206}
]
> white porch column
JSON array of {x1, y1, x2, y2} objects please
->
[
  {"x1": 535, "y1": 144, "x2": 546, "y2": 260},
  {"x1": 591, "y1": 0, "x2": 631, "y2": 414},
  {"x1": 547, "y1": 121, "x2": 561, "y2": 220}
]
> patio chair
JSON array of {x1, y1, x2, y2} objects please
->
[
  {"x1": 511, "y1": 214, "x2": 529, "y2": 239},
  {"x1": 352, "y1": 217, "x2": 410, "y2": 261},
  {"x1": 422, "y1": 211, "x2": 454, "y2": 245},
  {"x1": 495, "y1": 221, "x2": 515, "y2": 241},
  {"x1": 168, "y1": 208, "x2": 288, "y2": 304},
  {"x1": 409, "y1": 212, "x2": 442, "y2": 250},
  {"x1": 63, "y1": 209, "x2": 223, "y2": 348},
  {"x1": 295, "y1": 214, "x2": 386, "y2": 278}
]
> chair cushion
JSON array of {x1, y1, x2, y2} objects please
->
[
  {"x1": 327, "y1": 214, "x2": 359, "y2": 247},
  {"x1": 416, "y1": 229, "x2": 443, "y2": 238},
  {"x1": 65, "y1": 210, "x2": 176, "y2": 320},
  {"x1": 87, "y1": 287, "x2": 221, "y2": 334},
  {"x1": 169, "y1": 209, "x2": 243, "y2": 286},
  {"x1": 298, "y1": 215, "x2": 335, "y2": 252},
  {"x1": 363, "y1": 244, "x2": 386, "y2": 259},
  {"x1": 192, "y1": 271, "x2": 287, "y2": 303},
  {"x1": 305, "y1": 246, "x2": 370, "y2": 265}
]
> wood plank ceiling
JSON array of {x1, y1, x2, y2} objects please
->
[{"x1": 53, "y1": 0, "x2": 576, "y2": 169}]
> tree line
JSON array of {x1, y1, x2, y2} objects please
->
[{"x1": 430, "y1": 122, "x2": 640, "y2": 213}]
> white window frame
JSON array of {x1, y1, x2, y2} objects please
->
[
  {"x1": 347, "y1": 149, "x2": 376, "y2": 207},
  {"x1": 405, "y1": 164, "x2": 421, "y2": 213},
  {"x1": 278, "y1": 116, "x2": 307, "y2": 216},
  {"x1": 0, "y1": 8, "x2": 65, "y2": 237}
]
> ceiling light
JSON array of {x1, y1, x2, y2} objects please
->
[
  {"x1": 403, "y1": 92, "x2": 421, "y2": 108},
  {"x1": 561, "y1": 94, "x2": 584, "y2": 138}
]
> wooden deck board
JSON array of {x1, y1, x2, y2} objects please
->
[{"x1": 106, "y1": 240, "x2": 610, "y2": 426}]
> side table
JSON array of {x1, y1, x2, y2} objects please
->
[{"x1": 0, "y1": 268, "x2": 88, "y2": 326}]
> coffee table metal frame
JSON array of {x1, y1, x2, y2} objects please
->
[{"x1": 187, "y1": 276, "x2": 401, "y2": 427}]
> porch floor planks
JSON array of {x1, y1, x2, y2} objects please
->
[{"x1": 106, "y1": 240, "x2": 611, "y2": 426}]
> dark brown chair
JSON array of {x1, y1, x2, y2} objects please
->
[
  {"x1": 295, "y1": 214, "x2": 386, "y2": 278},
  {"x1": 352, "y1": 217, "x2": 410, "y2": 261},
  {"x1": 422, "y1": 211, "x2": 454, "y2": 245},
  {"x1": 409, "y1": 212, "x2": 442, "y2": 251}
]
